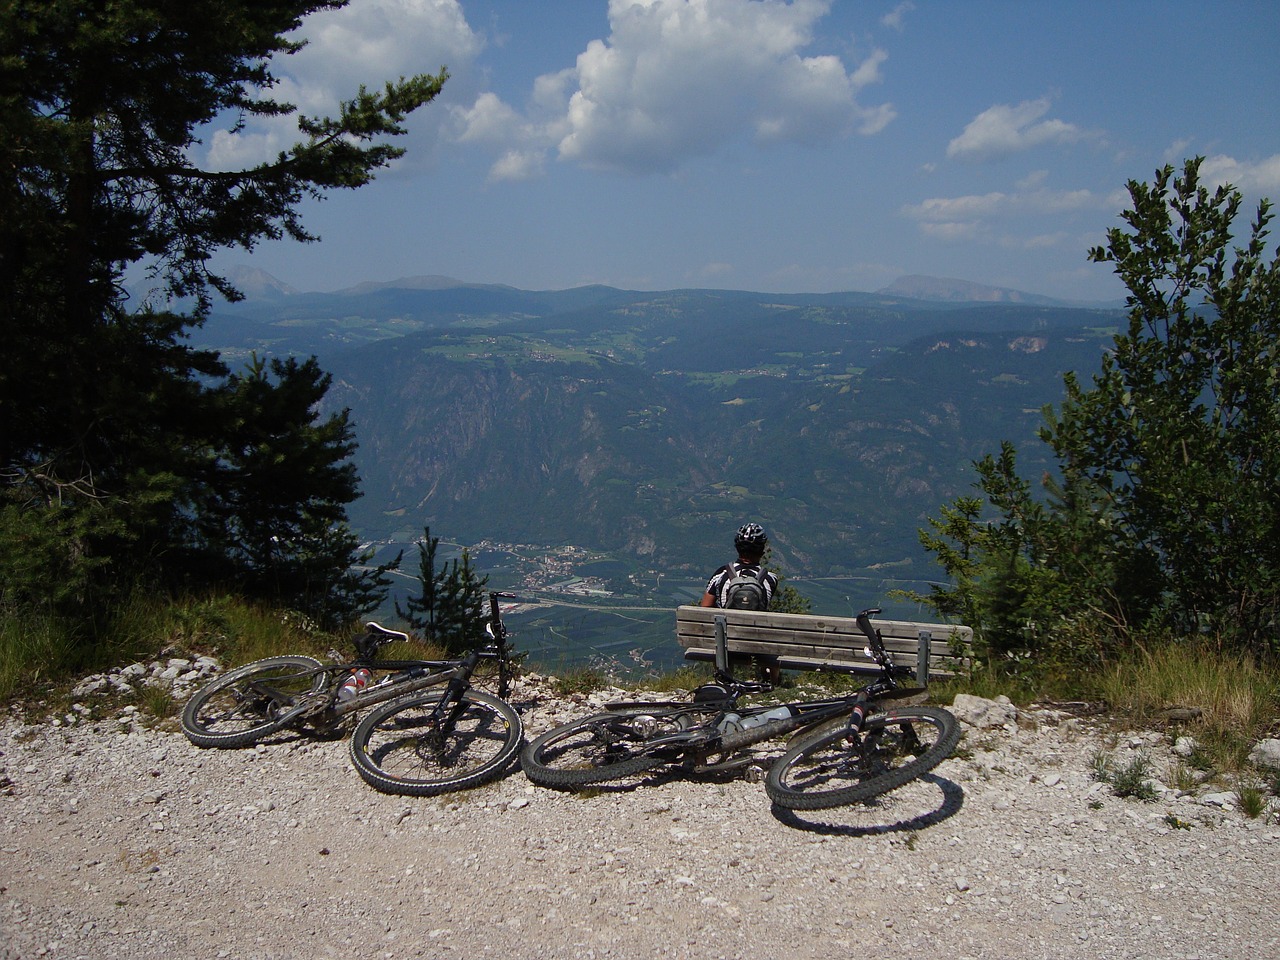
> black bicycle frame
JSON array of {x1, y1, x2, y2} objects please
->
[{"x1": 260, "y1": 590, "x2": 519, "y2": 730}]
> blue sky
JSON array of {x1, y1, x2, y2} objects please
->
[{"x1": 208, "y1": 0, "x2": 1280, "y2": 303}]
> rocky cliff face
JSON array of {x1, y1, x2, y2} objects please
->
[
  {"x1": 326, "y1": 341, "x2": 717, "y2": 565},
  {"x1": 320, "y1": 319, "x2": 1111, "y2": 576}
]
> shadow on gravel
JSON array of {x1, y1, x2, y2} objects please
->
[
  {"x1": 183, "y1": 721, "x2": 351, "y2": 752},
  {"x1": 518, "y1": 760, "x2": 774, "y2": 794},
  {"x1": 768, "y1": 773, "x2": 965, "y2": 836}
]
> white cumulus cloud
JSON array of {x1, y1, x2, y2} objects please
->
[
  {"x1": 204, "y1": 0, "x2": 484, "y2": 171},
  {"x1": 902, "y1": 175, "x2": 1111, "y2": 251},
  {"x1": 468, "y1": 0, "x2": 894, "y2": 180},
  {"x1": 489, "y1": 149, "x2": 545, "y2": 182},
  {"x1": 880, "y1": 1, "x2": 914, "y2": 32},
  {"x1": 947, "y1": 98, "x2": 1091, "y2": 162},
  {"x1": 1200, "y1": 153, "x2": 1280, "y2": 193},
  {"x1": 452, "y1": 92, "x2": 523, "y2": 145}
]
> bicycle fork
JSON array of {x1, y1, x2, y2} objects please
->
[
  {"x1": 839, "y1": 703, "x2": 923, "y2": 773},
  {"x1": 408, "y1": 665, "x2": 479, "y2": 765},
  {"x1": 833, "y1": 700, "x2": 880, "y2": 774}
]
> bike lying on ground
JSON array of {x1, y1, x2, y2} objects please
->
[
  {"x1": 181, "y1": 592, "x2": 524, "y2": 797},
  {"x1": 521, "y1": 608, "x2": 960, "y2": 811}
]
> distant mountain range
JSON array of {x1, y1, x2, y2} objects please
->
[
  {"x1": 194, "y1": 271, "x2": 1126, "y2": 584},
  {"x1": 221, "y1": 266, "x2": 1121, "y2": 309}
]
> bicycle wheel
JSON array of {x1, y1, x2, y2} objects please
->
[
  {"x1": 765, "y1": 705, "x2": 960, "y2": 810},
  {"x1": 350, "y1": 689, "x2": 523, "y2": 796},
  {"x1": 521, "y1": 706, "x2": 713, "y2": 789},
  {"x1": 181, "y1": 655, "x2": 328, "y2": 749}
]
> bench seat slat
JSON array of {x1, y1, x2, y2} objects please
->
[
  {"x1": 681, "y1": 645, "x2": 969, "y2": 677},
  {"x1": 681, "y1": 647, "x2": 893, "y2": 676},
  {"x1": 676, "y1": 606, "x2": 969, "y2": 631},
  {"x1": 679, "y1": 636, "x2": 961, "y2": 659},
  {"x1": 675, "y1": 612, "x2": 970, "y2": 641},
  {"x1": 676, "y1": 625, "x2": 963, "y2": 652}
]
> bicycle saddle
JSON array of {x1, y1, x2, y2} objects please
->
[{"x1": 692, "y1": 682, "x2": 731, "y2": 702}]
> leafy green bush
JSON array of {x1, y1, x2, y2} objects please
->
[{"x1": 914, "y1": 159, "x2": 1280, "y2": 666}]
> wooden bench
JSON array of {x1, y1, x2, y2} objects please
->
[{"x1": 675, "y1": 605, "x2": 973, "y2": 684}]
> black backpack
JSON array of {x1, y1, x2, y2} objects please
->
[{"x1": 723, "y1": 564, "x2": 767, "y2": 610}]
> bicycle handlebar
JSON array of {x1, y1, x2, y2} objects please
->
[{"x1": 855, "y1": 608, "x2": 889, "y2": 661}]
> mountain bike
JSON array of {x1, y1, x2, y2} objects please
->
[
  {"x1": 521, "y1": 608, "x2": 960, "y2": 811},
  {"x1": 181, "y1": 592, "x2": 524, "y2": 797}
]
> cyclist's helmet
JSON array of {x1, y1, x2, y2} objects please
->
[{"x1": 734, "y1": 522, "x2": 768, "y2": 554}]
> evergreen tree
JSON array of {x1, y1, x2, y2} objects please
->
[
  {"x1": 193, "y1": 355, "x2": 398, "y2": 626},
  {"x1": 396, "y1": 529, "x2": 444, "y2": 638},
  {"x1": 397, "y1": 527, "x2": 489, "y2": 653},
  {"x1": 1, "y1": 2, "x2": 444, "y2": 623},
  {"x1": 1056, "y1": 158, "x2": 1280, "y2": 647}
]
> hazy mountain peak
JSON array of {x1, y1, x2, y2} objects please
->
[
  {"x1": 224, "y1": 264, "x2": 298, "y2": 298},
  {"x1": 336, "y1": 275, "x2": 502, "y2": 295}
]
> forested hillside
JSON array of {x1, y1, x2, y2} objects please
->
[{"x1": 203, "y1": 281, "x2": 1121, "y2": 579}]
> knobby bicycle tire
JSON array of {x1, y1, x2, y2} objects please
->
[
  {"x1": 764, "y1": 705, "x2": 960, "y2": 810},
  {"x1": 349, "y1": 689, "x2": 523, "y2": 796},
  {"x1": 181, "y1": 655, "x2": 328, "y2": 749},
  {"x1": 520, "y1": 706, "x2": 717, "y2": 790}
]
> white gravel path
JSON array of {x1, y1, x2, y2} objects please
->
[{"x1": 1, "y1": 677, "x2": 1277, "y2": 960}]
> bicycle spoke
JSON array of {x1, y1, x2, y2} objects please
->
[
  {"x1": 765, "y1": 706, "x2": 960, "y2": 810},
  {"x1": 350, "y1": 690, "x2": 523, "y2": 797},
  {"x1": 182, "y1": 656, "x2": 327, "y2": 749}
]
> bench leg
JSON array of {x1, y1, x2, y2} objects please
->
[{"x1": 917, "y1": 630, "x2": 932, "y2": 685}]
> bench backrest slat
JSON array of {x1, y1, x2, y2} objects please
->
[{"x1": 674, "y1": 604, "x2": 972, "y2": 678}]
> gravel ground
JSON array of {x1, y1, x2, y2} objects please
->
[{"x1": 1, "y1": 673, "x2": 1277, "y2": 960}]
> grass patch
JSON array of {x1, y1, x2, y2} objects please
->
[
  {"x1": 0, "y1": 591, "x2": 355, "y2": 706},
  {"x1": 1235, "y1": 780, "x2": 1268, "y2": 819},
  {"x1": 629, "y1": 664, "x2": 712, "y2": 694},
  {"x1": 0, "y1": 612, "x2": 82, "y2": 701},
  {"x1": 1091, "y1": 748, "x2": 1158, "y2": 801},
  {"x1": 192, "y1": 601, "x2": 338, "y2": 665},
  {"x1": 789, "y1": 668, "x2": 872, "y2": 694},
  {"x1": 1089, "y1": 749, "x2": 1112, "y2": 783},
  {"x1": 1109, "y1": 752, "x2": 1158, "y2": 801},
  {"x1": 927, "y1": 671, "x2": 1040, "y2": 707},
  {"x1": 551, "y1": 664, "x2": 613, "y2": 697},
  {"x1": 1167, "y1": 759, "x2": 1203, "y2": 793},
  {"x1": 1093, "y1": 639, "x2": 1280, "y2": 774},
  {"x1": 137, "y1": 683, "x2": 177, "y2": 721},
  {"x1": 0, "y1": 589, "x2": 180, "y2": 702}
]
